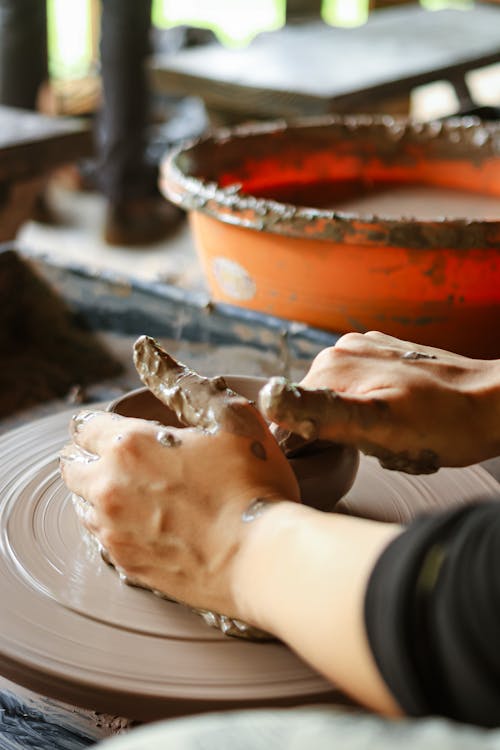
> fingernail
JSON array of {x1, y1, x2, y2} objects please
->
[
  {"x1": 59, "y1": 447, "x2": 80, "y2": 462},
  {"x1": 70, "y1": 410, "x2": 98, "y2": 434},
  {"x1": 59, "y1": 446, "x2": 99, "y2": 463}
]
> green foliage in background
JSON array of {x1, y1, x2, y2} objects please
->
[
  {"x1": 152, "y1": 0, "x2": 286, "y2": 46},
  {"x1": 47, "y1": 0, "x2": 93, "y2": 79},
  {"x1": 47, "y1": 0, "x2": 475, "y2": 79}
]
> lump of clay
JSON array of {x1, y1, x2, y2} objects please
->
[
  {"x1": 134, "y1": 335, "x2": 359, "y2": 512},
  {"x1": 133, "y1": 334, "x2": 241, "y2": 433},
  {"x1": 131, "y1": 335, "x2": 274, "y2": 640},
  {"x1": 260, "y1": 377, "x2": 360, "y2": 511},
  {"x1": 93, "y1": 336, "x2": 358, "y2": 640}
]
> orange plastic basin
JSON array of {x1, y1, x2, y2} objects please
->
[{"x1": 161, "y1": 116, "x2": 500, "y2": 358}]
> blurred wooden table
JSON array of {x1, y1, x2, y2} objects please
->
[
  {"x1": 0, "y1": 106, "x2": 91, "y2": 242},
  {"x1": 151, "y1": 4, "x2": 500, "y2": 123}
]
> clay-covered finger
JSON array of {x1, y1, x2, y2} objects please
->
[
  {"x1": 59, "y1": 443, "x2": 101, "y2": 502},
  {"x1": 69, "y1": 410, "x2": 134, "y2": 454},
  {"x1": 60, "y1": 440, "x2": 100, "y2": 464},
  {"x1": 259, "y1": 377, "x2": 381, "y2": 444},
  {"x1": 133, "y1": 335, "x2": 253, "y2": 434},
  {"x1": 72, "y1": 492, "x2": 100, "y2": 536}
]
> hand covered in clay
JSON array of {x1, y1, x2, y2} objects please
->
[
  {"x1": 60, "y1": 405, "x2": 299, "y2": 618},
  {"x1": 260, "y1": 331, "x2": 500, "y2": 474}
]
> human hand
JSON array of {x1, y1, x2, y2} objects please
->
[
  {"x1": 60, "y1": 403, "x2": 299, "y2": 618},
  {"x1": 260, "y1": 332, "x2": 500, "y2": 473}
]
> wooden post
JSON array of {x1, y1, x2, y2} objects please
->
[
  {"x1": 286, "y1": 0, "x2": 323, "y2": 21},
  {"x1": 89, "y1": 0, "x2": 100, "y2": 68}
]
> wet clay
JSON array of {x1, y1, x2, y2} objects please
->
[
  {"x1": 241, "y1": 498, "x2": 273, "y2": 522},
  {"x1": 76, "y1": 491, "x2": 272, "y2": 642},
  {"x1": 93, "y1": 531, "x2": 272, "y2": 641},
  {"x1": 133, "y1": 340, "x2": 360, "y2": 503},
  {"x1": 161, "y1": 116, "x2": 500, "y2": 358},
  {"x1": 133, "y1": 335, "x2": 265, "y2": 440},
  {"x1": 111, "y1": 385, "x2": 360, "y2": 515},
  {"x1": 163, "y1": 115, "x2": 500, "y2": 250},
  {"x1": 365, "y1": 446, "x2": 440, "y2": 475},
  {"x1": 250, "y1": 441, "x2": 267, "y2": 460},
  {"x1": 259, "y1": 378, "x2": 322, "y2": 442},
  {"x1": 1, "y1": 409, "x2": 344, "y2": 719},
  {"x1": 3, "y1": 409, "x2": 499, "y2": 718},
  {"x1": 260, "y1": 377, "x2": 441, "y2": 475},
  {"x1": 330, "y1": 184, "x2": 500, "y2": 221},
  {"x1": 130, "y1": 339, "x2": 274, "y2": 640},
  {"x1": 251, "y1": 180, "x2": 500, "y2": 221},
  {"x1": 401, "y1": 351, "x2": 438, "y2": 361},
  {"x1": 157, "y1": 429, "x2": 182, "y2": 448},
  {"x1": 103, "y1": 372, "x2": 359, "y2": 633},
  {"x1": 130, "y1": 337, "x2": 274, "y2": 640}
]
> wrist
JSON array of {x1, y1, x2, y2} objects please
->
[
  {"x1": 231, "y1": 501, "x2": 401, "y2": 634},
  {"x1": 230, "y1": 499, "x2": 305, "y2": 630}
]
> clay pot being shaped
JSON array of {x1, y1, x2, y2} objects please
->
[
  {"x1": 161, "y1": 115, "x2": 500, "y2": 358},
  {"x1": 108, "y1": 377, "x2": 359, "y2": 511}
]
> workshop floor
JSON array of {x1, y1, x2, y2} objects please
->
[{"x1": 17, "y1": 182, "x2": 206, "y2": 293}]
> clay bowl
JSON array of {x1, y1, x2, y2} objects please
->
[
  {"x1": 109, "y1": 377, "x2": 359, "y2": 511},
  {"x1": 161, "y1": 115, "x2": 500, "y2": 358}
]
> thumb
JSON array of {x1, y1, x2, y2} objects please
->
[{"x1": 259, "y1": 377, "x2": 380, "y2": 444}]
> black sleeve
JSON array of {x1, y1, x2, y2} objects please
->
[{"x1": 364, "y1": 499, "x2": 500, "y2": 728}]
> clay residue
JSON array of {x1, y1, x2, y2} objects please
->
[
  {"x1": 250, "y1": 440, "x2": 267, "y2": 460},
  {"x1": 365, "y1": 446, "x2": 440, "y2": 475},
  {"x1": 0, "y1": 251, "x2": 122, "y2": 419},
  {"x1": 241, "y1": 498, "x2": 273, "y2": 522},
  {"x1": 156, "y1": 429, "x2": 182, "y2": 448},
  {"x1": 401, "y1": 350, "x2": 438, "y2": 360},
  {"x1": 128, "y1": 335, "x2": 275, "y2": 641},
  {"x1": 133, "y1": 335, "x2": 265, "y2": 439},
  {"x1": 162, "y1": 114, "x2": 500, "y2": 251},
  {"x1": 134, "y1": 335, "x2": 230, "y2": 432},
  {"x1": 259, "y1": 377, "x2": 323, "y2": 442},
  {"x1": 259, "y1": 377, "x2": 441, "y2": 475}
]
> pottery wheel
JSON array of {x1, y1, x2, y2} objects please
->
[{"x1": 0, "y1": 409, "x2": 499, "y2": 721}]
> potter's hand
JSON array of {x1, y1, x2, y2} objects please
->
[
  {"x1": 260, "y1": 331, "x2": 500, "y2": 473},
  {"x1": 60, "y1": 407, "x2": 299, "y2": 617}
]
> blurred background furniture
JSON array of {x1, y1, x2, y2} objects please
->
[
  {"x1": 151, "y1": 4, "x2": 500, "y2": 125},
  {"x1": 0, "y1": 106, "x2": 91, "y2": 242}
]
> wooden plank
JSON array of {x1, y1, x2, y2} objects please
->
[
  {"x1": 0, "y1": 175, "x2": 44, "y2": 243},
  {"x1": 151, "y1": 6, "x2": 500, "y2": 117},
  {"x1": 0, "y1": 107, "x2": 92, "y2": 182}
]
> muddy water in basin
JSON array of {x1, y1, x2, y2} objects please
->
[{"x1": 251, "y1": 179, "x2": 500, "y2": 220}]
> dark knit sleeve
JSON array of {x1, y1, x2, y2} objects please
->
[{"x1": 364, "y1": 500, "x2": 500, "y2": 727}]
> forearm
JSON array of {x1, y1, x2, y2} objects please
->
[
  {"x1": 232, "y1": 501, "x2": 403, "y2": 714},
  {"x1": 233, "y1": 499, "x2": 500, "y2": 727}
]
